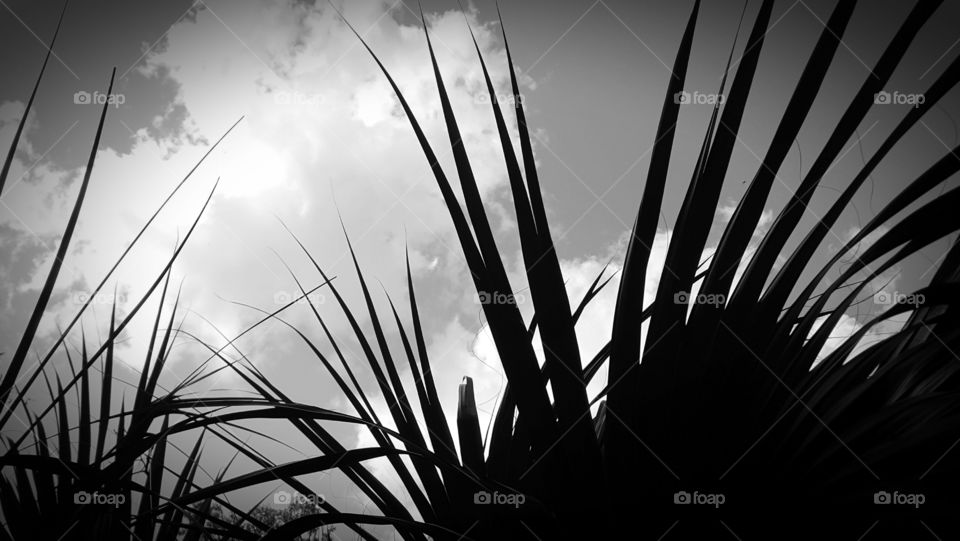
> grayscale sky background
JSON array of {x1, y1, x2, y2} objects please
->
[{"x1": 2, "y1": 0, "x2": 959, "y2": 531}]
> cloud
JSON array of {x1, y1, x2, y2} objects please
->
[
  {"x1": 0, "y1": 5, "x2": 548, "y2": 509},
  {"x1": 110, "y1": 0, "x2": 540, "y2": 512},
  {"x1": 810, "y1": 310, "x2": 909, "y2": 364},
  {"x1": 1, "y1": 0, "x2": 535, "y2": 365}
]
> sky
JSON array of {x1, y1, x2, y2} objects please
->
[{"x1": 1, "y1": 0, "x2": 959, "y2": 535}]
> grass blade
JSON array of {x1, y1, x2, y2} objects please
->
[
  {"x1": 0, "y1": 68, "x2": 116, "y2": 409},
  {"x1": 0, "y1": 0, "x2": 69, "y2": 195}
]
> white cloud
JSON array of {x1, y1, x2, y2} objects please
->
[
  {"x1": 810, "y1": 310, "x2": 909, "y2": 364},
  {"x1": 2, "y1": 0, "x2": 538, "y2": 366}
]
